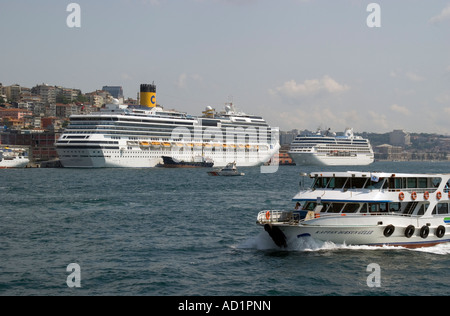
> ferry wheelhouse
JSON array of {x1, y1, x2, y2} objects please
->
[{"x1": 257, "y1": 171, "x2": 450, "y2": 248}]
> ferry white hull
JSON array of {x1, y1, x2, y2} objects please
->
[
  {"x1": 258, "y1": 171, "x2": 450, "y2": 249},
  {"x1": 271, "y1": 216, "x2": 450, "y2": 248},
  {"x1": 289, "y1": 152, "x2": 374, "y2": 166}
]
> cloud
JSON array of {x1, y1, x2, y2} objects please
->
[
  {"x1": 390, "y1": 104, "x2": 411, "y2": 116},
  {"x1": 430, "y1": 4, "x2": 450, "y2": 23},
  {"x1": 368, "y1": 111, "x2": 389, "y2": 130},
  {"x1": 390, "y1": 69, "x2": 425, "y2": 82},
  {"x1": 435, "y1": 92, "x2": 450, "y2": 104},
  {"x1": 405, "y1": 71, "x2": 425, "y2": 82},
  {"x1": 269, "y1": 75, "x2": 350, "y2": 99},
  {"x1": 175, "y1": 73, "x2": 203, "y2": 89}
]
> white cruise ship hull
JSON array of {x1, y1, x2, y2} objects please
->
[
  {"x1": 289, "y1": 152, "x2": 374, "y2": 166},
  {"x1": 58, "y1": 147, "x2": 279, "y2": 168}
]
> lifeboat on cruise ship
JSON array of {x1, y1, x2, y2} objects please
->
[{"x1": 151, "y1": 141, "x2": 161, "y2": 148}]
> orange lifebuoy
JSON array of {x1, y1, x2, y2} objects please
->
[
  {"x1": 265, "y1": 211, "x2": 271, "y2": 220},
  {"x1": 424, "y1": 191, "x2": 429, "y2": 200},
  {"x1": 437, "y1": 191, "x2": 442, "y2": 200},
  {"x1": 399, "y1": 192, "x2": 405, "y2": 201},
  {"x1": 411, "y1": 191, "x2": 417, "y2": 200}
]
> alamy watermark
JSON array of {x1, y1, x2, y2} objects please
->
[
  {"x1": 66, "y1": 263, "x2": 81, "y2": 288},
  {"x1": 66, "y1": 3, "x2": 81, "y2": 28},
  {"x1": 170, "y1": 125, "x2": 280, "y2": 173},
  {"x1": 65, "y1": 2, "x2": 380, "y2": 29},
  {"x1": 367, "y1": 3, "x2": 381, "y2": 28},
  {"x1": 366, "y1": 263, "x2": 381, "y2": 288}
]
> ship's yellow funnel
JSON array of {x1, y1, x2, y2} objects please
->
[{"x1": 140, "y1": 84, "x2": 156, "y2": 107}]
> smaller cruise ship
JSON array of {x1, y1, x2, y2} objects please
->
[
  {"x1": 257, "y1": 171, "x2": 450, "y2": 248},
  {"x1": 288, "y1": 128, "x2": 374, "y2": 166}
]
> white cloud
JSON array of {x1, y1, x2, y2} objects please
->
[
  {"x1": 368, "y1": 111, "x2": 389, "y2": 131},
  {"x1": 435, "y1": 93, "x2": 450, "y2": 104},
  {"x1": 175, "y1": 73, "x2": 203, "y2": 89},
  {"x1": 405, "y1": 71, "x2": 425, "y2": 82},
  {"x1": 269, "y1": 75, "x2": 350, "y2": 99},
  {"x1": 390, "y1": 104, "x2": 411, "y2": 116},
  {"x1": 430, "y1": 4, "x2": 450, "y2": 23}
]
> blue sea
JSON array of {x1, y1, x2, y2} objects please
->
[{"x1": 2, "y1": 161, "x2": 450, "y2": 296}]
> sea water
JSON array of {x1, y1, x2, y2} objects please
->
[{"x1": 1, "y1": 161, "x2": 450, "y2": 296}]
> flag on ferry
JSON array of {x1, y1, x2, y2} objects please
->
[{"x1": 371, "y1": 174, "x2": 379, "y2": 182}]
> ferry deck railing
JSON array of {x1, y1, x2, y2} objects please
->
[{"x1": 257, "y1": 210, "x2": 424, "y2": 226}]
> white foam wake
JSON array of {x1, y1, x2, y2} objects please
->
[{"x1": 239, "y1": 232, "x2": 450, "y2": 255}]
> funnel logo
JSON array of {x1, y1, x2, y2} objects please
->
[{"x1": 151, "y1": 95, "x2": 156, "y2": 106}]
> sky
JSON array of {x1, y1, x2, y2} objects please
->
[{"x1": 1, "y1": 0, "x2": 450, "y2": 134}]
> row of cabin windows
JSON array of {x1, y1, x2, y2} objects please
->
[
  {"x1": 303, "y1": 201, "x2": 450, "y2": 215},
  {"x1": 312, "y1": 177, "x2": 445, "y2": 191},
  {"x1": 303, "y1": 201, "x2": 427, "y2": 215}
]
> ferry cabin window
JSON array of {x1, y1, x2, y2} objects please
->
[
  {"x1": 364, "y1": 203, "x2": 388, "y2": 213},
  {"x1": 389, "y1": 202, "x2": 401, "y2": 213},
  {"x1": 312, "y1": 177, "x2": 329, "y2": 189},
  {"x1": 418, "y1": 178, "x2": 428, "y2": 189},
  {"x1": 432, "y1": 203, "x2": 449, "y2": 215},
  {"x1": 407, "y1": 178, "x2": 417, "y2": 188},
  {"x1": 417, "y1": 204, "x2": 426, "y2": 216},
  {"x1": 387, "y1": 177, "x2": 441, "y2": 190},
  {"x1": 361, "y1": 202, "x2": 398, "y2": 213},
  {"x1": 327, "y1": 177, "x2": 347, "y2": 189},
  {"x1": 350, "y1": 177, "x2": 368, "y2": 189},
  {"x1": 303, "y1": 202, "x2": 317, "y2": 211},
  {"x1": 445, "y1": 181, "x2": 450, "y2": 193},
  {"x1": 342, "y1": 203, "x2": 360, "y2": 213},
  {"x1": 327, "y1": 203, "x2": 345, "y2": 213},
  {"x1": 368, "y1": 178, "x2": 387, "y2": 190}
]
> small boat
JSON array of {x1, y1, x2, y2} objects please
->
[
  {"x1": 0, "y1": 148, "x2": 29, "y2": 169},
  {"x1": 258, "y1": 171, "x2": 450, "y2": 248},
  {"x1": 162, "y1": 156, "x2": 214, "y2": 168},
  {"x1": 207, "y1": 162, "x2": 244, "y2": 176}
]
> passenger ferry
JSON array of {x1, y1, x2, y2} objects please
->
[
  {"x1": 56, "y1": 84, "x2": 280, "y2": 168},
  {"x1": 288, "y1": 128, "x2": 374, "y2": 166},
  {"x1": 257, "y1": 171, "x2": 450, "y2": 248}
]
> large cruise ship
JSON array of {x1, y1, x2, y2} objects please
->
[
  {"x1": 288, "y1": 128, "x2": 374, "y2": 166},
  {"x1": 56, "y1": 84, "x2": 280, "y2": 168}
]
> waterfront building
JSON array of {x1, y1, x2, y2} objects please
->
[{"x1": 102, "y1": 86, "x2": 124, "y2": 100}]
